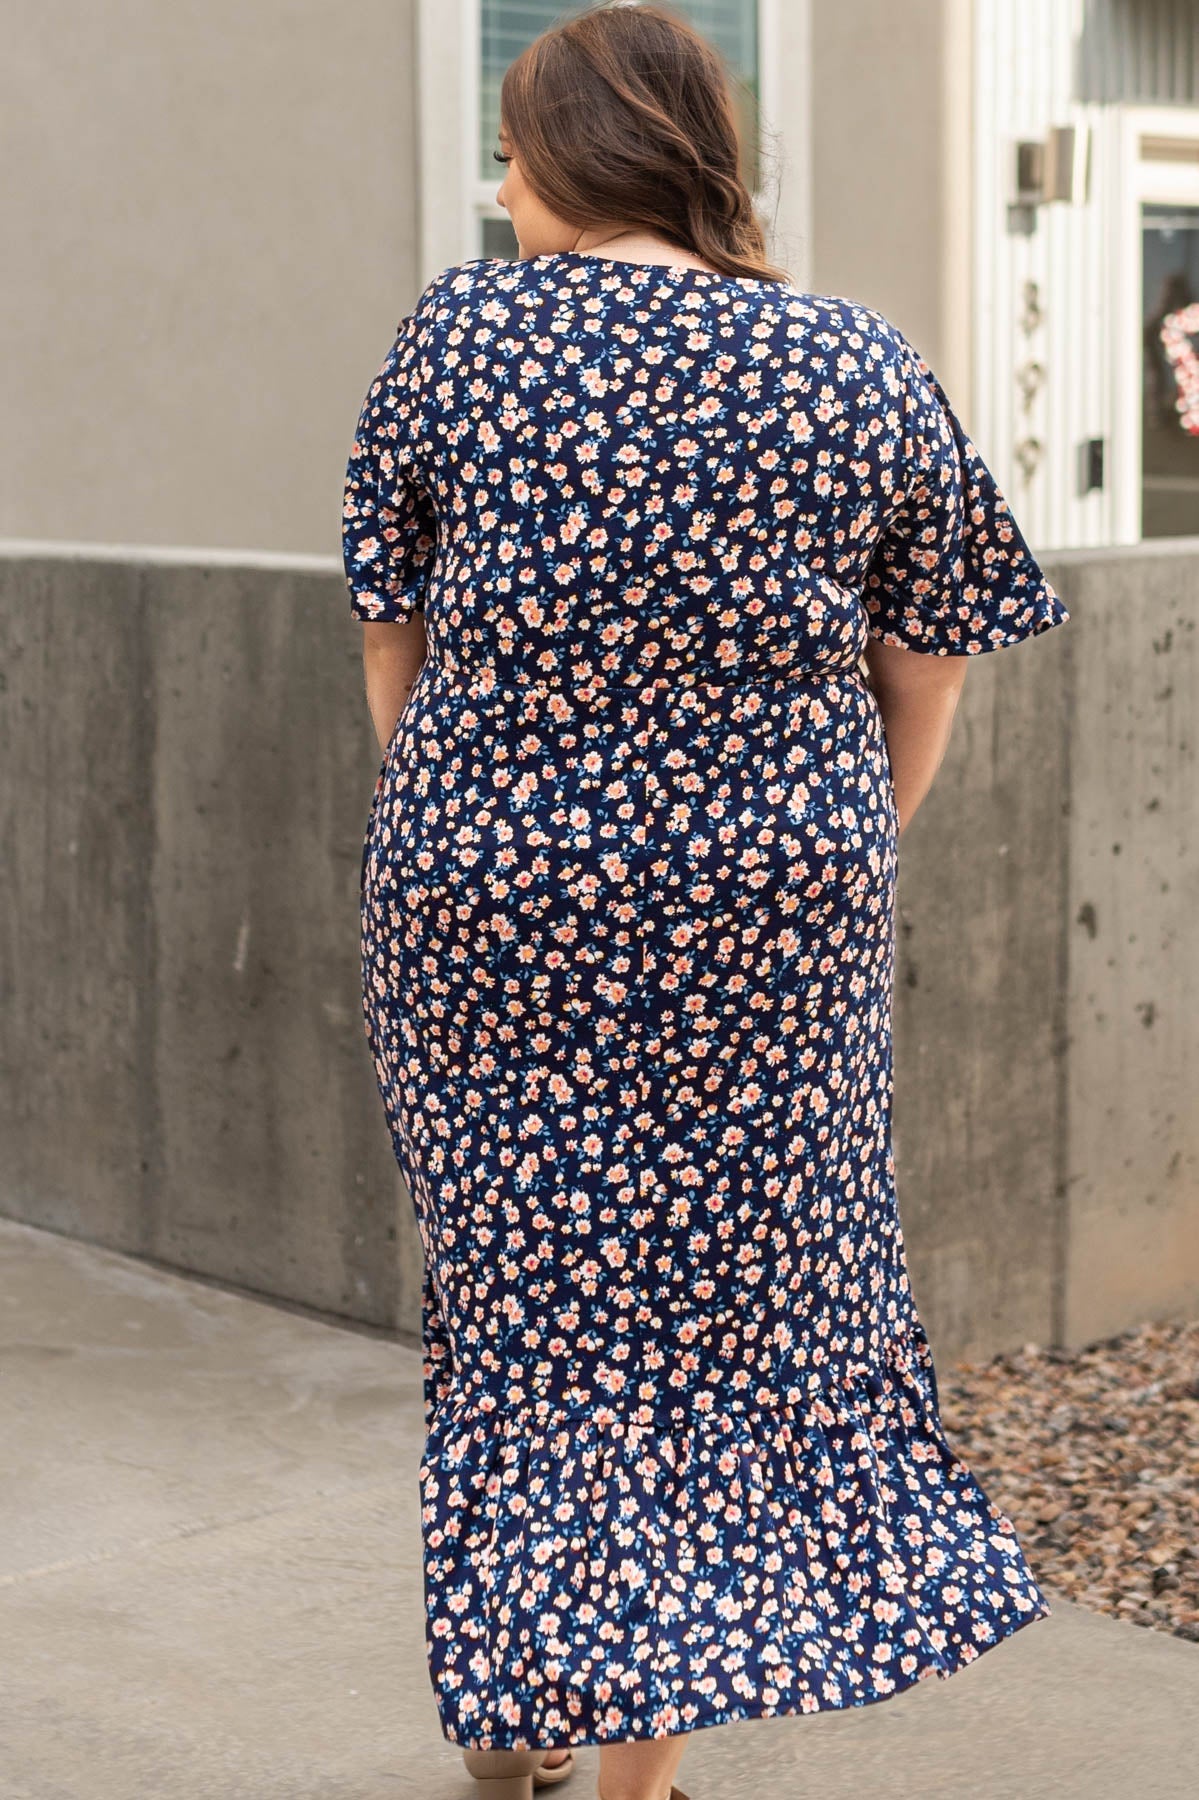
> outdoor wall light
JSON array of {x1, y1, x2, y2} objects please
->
[{"x1": 1010, "y1": 124, "x2": 1092, "y2": 233}]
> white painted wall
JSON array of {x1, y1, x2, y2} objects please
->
[
  {"x1": 809, "y1": 1, "x2": 977, "y2": 426},
  {"x1": 0, "y1": 1, "x2": 422, "y2": 557}
]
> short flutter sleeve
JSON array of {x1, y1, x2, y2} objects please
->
[
  {"x1": 862, "y1": 329, "x2": 1069, "y2": 654},
  {"x1": 342, "y1": 306, "x2": 437, "y2": 624}
]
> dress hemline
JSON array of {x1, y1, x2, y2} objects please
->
[{"x1": 434, "y1": 1594, "x2": 1054, "y2": 1753}]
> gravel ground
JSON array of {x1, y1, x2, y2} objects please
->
[{"x1": 936, "y1": 1317, "x2": 1199, "y2": 1643}]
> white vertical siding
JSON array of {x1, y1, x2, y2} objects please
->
[
  {"x1": 1078, "y1": 0, "x2": 1199, "y2": 104},
  {"x1": 974, "y1": 0, "x2": 1199, "y2": 548},
  {"x1": 974, "y1": 0, "x2": 1113, "y2": 549}
]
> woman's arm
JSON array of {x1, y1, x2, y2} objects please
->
[
  {"x1": 861, "y1": 637, "x2": 968, "y2": 836},
  {"x1": 853, "y1": 321, "x2": 1068, "y2": 836},
  {"x1": 361, "y1": 616, "x2": 427, "y2": 754}
]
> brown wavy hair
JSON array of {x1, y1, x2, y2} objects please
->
[{"x1": 499, "y1": 2, "x2": 790, "y2": 284}]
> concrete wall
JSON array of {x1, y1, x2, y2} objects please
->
[
  {"x1": 0, "y1": 543, "x2": 422, "y2": 1332},
  {"x1": 892, "y1": 537, "x2": 1198, "y2": 1357},
  {"x1": 0, "y1": 1, "x2": 420, "y2": 557},
  {"x1": 1058, "y1": 542, "x2": 1199, "y2": 1344},
  {"x1": 1, "y1": 541, "x2": 1196, "y2": 1355}
]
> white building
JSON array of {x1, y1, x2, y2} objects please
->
[{"x1": 5, "y1": 0, "x2": 1197, "y2": 554}]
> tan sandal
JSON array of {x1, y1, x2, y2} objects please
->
[
  {"x1": 463, "y1": 1748, "x2": 563, "y2": 1799},
  {"x1": 533, "y1": 1749, "x2": 577, "y2": 1786},
  {"x1": 463, "y1": 1748, "x2": 686, "y2": 1800}
]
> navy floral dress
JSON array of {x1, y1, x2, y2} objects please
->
[{"x1": 342, "y1": 251, "x2": 1069, "y2": 1752}]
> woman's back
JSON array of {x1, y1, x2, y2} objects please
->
[{"x1": 343, "y1": 252, "x2": 1064, "y2": 684}]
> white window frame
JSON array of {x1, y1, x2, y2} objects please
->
[
  {"x1": 415, "y1": 0, "x2": 805, "y2": 287},
  {"x1": 1114, "y1": 103, "x2": 1199, "y2": 543}
]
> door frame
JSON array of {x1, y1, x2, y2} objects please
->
[{"x1": 1115, "y1": 104, "x2": 1199, "y2": 542}]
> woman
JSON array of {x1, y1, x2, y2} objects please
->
[{"x1": 341, "y1": 8, "x2": 1068, "y2": 1800}]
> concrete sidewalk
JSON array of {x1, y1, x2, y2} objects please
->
[{"x1": 1, "y1": 1218, "x2": 1195, "y2": 1800}]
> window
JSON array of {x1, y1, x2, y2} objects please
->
[{"x1": 474, "y1": 0, "x2": 763, "y2": 258}]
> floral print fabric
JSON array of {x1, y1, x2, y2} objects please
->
[{"x1": 343, "y1": 252, "x2": 1069, "y2": 1750}]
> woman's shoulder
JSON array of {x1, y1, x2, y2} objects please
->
[
  {"x1": 785, "y1": 291, "x2": 928, "y2": 394},
  {"x1": 795, "y1": 289, "x2": 909, "y2": 351},
  {"x1": 413, "y1": 255, "x2": 896, "y2": 315},
  {"x1": 403, "y1": 256, "x2": 531, "y2": 321},
  {"x1": 399, "y1": 256, "x2": 912, "y2": 373},
  {"x1": 387, "y1": 259, "x2": 498, "y2": 339}
]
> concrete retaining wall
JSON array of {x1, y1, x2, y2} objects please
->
[{"x1": 2, "y1": 541, "x2": 1195, "y2": 1356}]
